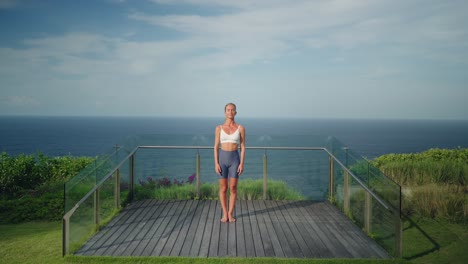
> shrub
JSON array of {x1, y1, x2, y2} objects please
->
[
  {"x1": 372, "y1": 148, "x2": 468, "y2": 223},
  {"x1": 0, "y1": 152, "x2": 94, "y2": 198},
  {"x1": 134, "y1": 177, "x2": 304, "y2": 201},
  {"x1": 0, "y1": 152, "x2": 94, "y2": 223}
]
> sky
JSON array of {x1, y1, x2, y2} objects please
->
[{"x1": 0, "y1": 0, "x2": 467, "y2": 120}]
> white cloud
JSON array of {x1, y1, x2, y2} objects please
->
[
  {"x1": 132, "y1": 0, "x2": 468, "y2": 70},
  {"x1": 0, "y1": 0, "x2": 467, "y2": 118}
]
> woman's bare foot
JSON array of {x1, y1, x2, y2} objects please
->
[
  {"x1": 221, "y1": 216, "x2": 228, "y2": 223},
  {"x1": 228, "y1": 215, "x2": 236, "y2": 222}
]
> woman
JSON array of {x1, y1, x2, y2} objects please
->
[{"x1": 214, "y1": 103, "x2": 246, "y2": 223}]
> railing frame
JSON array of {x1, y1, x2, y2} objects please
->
[{"x1": 63, "y1": 145, "x2": 402, "y2": 257}]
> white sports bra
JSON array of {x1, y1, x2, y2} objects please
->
[{"x1": 220, "y1": 125, "x2": 241, "y2": 144}]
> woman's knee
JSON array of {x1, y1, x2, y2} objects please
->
[
  {"x1": 219, "y1": 184, "x2": 228, "y2": 193},
  {"x1": 229, "y1": 184, "x2": 237, "y2": 194}
]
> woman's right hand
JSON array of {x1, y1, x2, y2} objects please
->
[{"x1": 215, "y1": 163, "x2": 222, "y2": 175}]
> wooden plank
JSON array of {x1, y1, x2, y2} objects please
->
[
  {"x1": 139, "y1": 200, "x2": 178, "y2": 256},
  {"x1": 218, "y1": 202, "x2": 229, "y2": 257},
  {"x1": 152, "y1": 200, "x2": 187, "y2": 256},
  {"x1": 258, "y1": 200, "x2": 284, "y2": 257},
  {"x1": 270, "y1": 200, "x2": 303, "y2": 258},
  {"x1": 321, "y1": 202, "x2": 389, "y2": 258},
  {"x1": 77, "y1": 200, "x2": 141, "y2": 255},
  {"x1": 179, "y1": 200, "x2": 204, "y2": 256},
  {"x1": 240, "y1": 200, "x2": 255, "y2": 257},
  {"x1": 255, "y1": 200, "x2": 284, "y2": 257},
  {"x1": 75, "y1": 199, "x2": 389, "y2": 259},
  {"x1": 298, "y1": 200, "x2": 353, "y2": 258},
  {"x1": 227, "y1": 204, "x2": 237, "y2": 257},
  {"x1": 264, "y1": 200, "x2": 294, "y2": 258},
  {"x1": 160, "y1": 200, "x2": 193, "y2": 256},
  {"x1": 283, "y1": 200, "x2": 325, "y2": 258},
  {"x1": 124, "y1": 200, "x2": 167, "y2": 256},
  {"x1": 105, "y1": 199, "x2": 155, "y2": 256},
  {"x1": 276, "y1": 200, "x2": 311, "y2": 258},
  {"x1": 252, "y1": 200, "x2": 275, "y2": 257},
  {"x1": 246, "y1": 200, "x2": 265, "y2": 257},
  {"x1": 169, "y1": 200, "x2": 198, "y2": 256},
  {"x1": 92, "y1": 200, "x2": 146, "y2": 256},
  {"x1": 158, "y1": 200, "x2": 189, "y2": 256},
  {"x1": 115, "y1": 199, "x2": 163, "y2": 256},
  {"x1": 198, "y1": 200, "x2": 216, "y2": 257},
  {"x1": 208, "y1": 201, "x2": 221, "y2": 257},
  {"x1": 235, "y1": 200, "x2": 246, "y2": 257},
  {"x1": 190, "y1": 200, "x2": 212, "y2": 257},
  {"x1": 317, "y1": 202, "x2": 364, "y2": 257}
]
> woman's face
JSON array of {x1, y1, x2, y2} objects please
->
[{"x1": 225, "y1": 104, "x2": 237, "y2": 119}]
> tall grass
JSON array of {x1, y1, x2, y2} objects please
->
[
  {"x1": 134, "y1": 179, "x2": 305, "y2": 201},
  {"x1": 373, "y1": 148, "x2": 467, "y2": 223}
]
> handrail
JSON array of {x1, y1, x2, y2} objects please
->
[
  {"x1": 138, "y1": 145, "x2": 394, "y2": 212},
  {"x1": 323, "y1": 148, "x2": 394, "y2": 212},
  {"x1": 64, "y1": 145, "x2": 122, "y2": 187},
  {"x1": 63, "y1": 144, "x2": 402, "y2": 256},
  {"x1": 64, "y1": 146, "x2": 395, "y2": 217},
  {"x1": 63, "y1": 146, "x2": 138, "y2": 219},
  {"x1": 63, "y1": 145, "x2": 397, "y2": 219}
]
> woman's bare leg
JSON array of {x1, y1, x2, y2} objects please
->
[
  {"x1": 219, "y1": 179, "x2": 229, "y2": 222},
  {"x1": 228, "y1": 178, "x2": 238, "y2": 222}
]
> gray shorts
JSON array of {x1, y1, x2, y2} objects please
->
[{"x1": 218, "y1": 149, "x2": 240, "y2": 179}]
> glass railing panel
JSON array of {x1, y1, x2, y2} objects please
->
[
  {"x1": 371, "y1": 201, "x2": 397, "y2": 256},
  {"x1": 332, "y1": 159, "x2": 345, "y2": 207},
  {"x1": 65, "y1": 145, "x2": 128, "y2": 213},
  {"x1": 64, "y1": 133, "x2": 402, "y2": 257},
  {"x1": 69, "y1": 191, "x2": 95, "y2": 254},
  {"x1": 348, "y1": 175, "x2": 366, "y2": 229},
  {"x1": 133, "y1": 148, "x2": 198, "y2": 200},
  {"x1": 266, "y1": 149, "x2": 329, "y2": 200}
]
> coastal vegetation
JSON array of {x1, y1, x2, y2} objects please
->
[
  {"x1": 0, "y1": 148, "x2": 467, "y2": 263},
  {"x1": 135, "y1": 177, "x2": 304, "y2": 201},
  {"x1": 372, "y1": 148, "x2": 467, "y2": 224}
]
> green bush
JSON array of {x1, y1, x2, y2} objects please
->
[
  {"x1": 372, "y1": 148, "x2": 467, "y2": 223},
  {"x1": 134, "y1": 178, "x2": 305, "y2": 201},
  {"x1": 0, "y1": 152, "x2": 94, "y2": 198},
  {"x1": 0, "y1": 152, "x2": 94, "y2": 223}
]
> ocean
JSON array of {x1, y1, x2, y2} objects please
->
[
  {"x1": 1, "y1": 116, "x2": 467, "y2": 158},
  {"x1": 2, "y1": 116, "x2": 467, "y2": 199}
]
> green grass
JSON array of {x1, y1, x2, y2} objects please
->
[
  {"x1": 402, "y1": 217, "x2": 468, "y2": 264},
  {"x1": 135, "y1": 179, "x2": 305, "y2": 201},
  {"x1": 2, "y1": 219, "x2": 467, "y2": 264}
]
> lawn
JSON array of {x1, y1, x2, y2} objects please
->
[
  {"x1": 2, "y1": 219, "x2": 466, "y2": 264},
  {"x1": 0, "y1": 221, "x2": 409, "y2": 264}
]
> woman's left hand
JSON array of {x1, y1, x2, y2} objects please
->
[{"x1": 237, "y1": 163, "x2": 244, "y2": 175}]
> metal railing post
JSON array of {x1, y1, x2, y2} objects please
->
[
  {"x1": 114, "y1": 169, "x2": 121, "y2": 209},
  {"x1": 129, "y1": 154, "x2": 135, "y2": 202},
  {"x1": 364, "y1": 192, "x2": 372, "y2": 234},
  {"x1": 62, "y1": 217, "x2": 69, "y2": 256},
  {"x1": 344, "y1": 170, "x2": 350, "y2": 214},
  {"x1": 263, "y1": 150, "x2": 268, "y2": 200},
  {"x1": 196, "y1": 151, "x2": 201, "y2": 198},
  {"x1": 395, "y1": 211, "x2": 403, "y2": 257},
  {"x1": 395, "y1": 187, "x2": 403, "y2": 257},
  {"x1": 94, "y1": 188, "x2": 100, "y2": 226},
  {"x1": 329, "y1": 155, "x2": 335, "y2": 199}
]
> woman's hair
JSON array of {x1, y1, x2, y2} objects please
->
[{"x1": 224, "y1": 103, "x2": 236, "y2": 111}]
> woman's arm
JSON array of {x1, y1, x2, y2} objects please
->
[
  {"x1": 238, "y1": 125, "x2": 246, "y2": 175},
  {"x1": 214, "y1": 126, "x2": 221, "y2": 175}
]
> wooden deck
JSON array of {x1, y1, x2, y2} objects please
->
[{"x1": 75, "y1": 200, "x2": 389, "y2": 259}]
